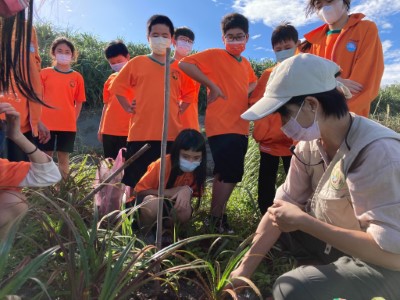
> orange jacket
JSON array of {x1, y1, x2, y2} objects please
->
[
  {"x1": 249, "y1": 67, "x2": 292, "y2": 156},
  {"x1": 304, "y1": 13, "x2": 384, "y2": 117}
]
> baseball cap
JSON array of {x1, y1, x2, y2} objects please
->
[{"x1": 241, "y1": 53, "x2": 348, "y2": 121}]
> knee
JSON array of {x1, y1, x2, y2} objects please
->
[{"x1": 272, "y1": 269, "x2": 309, "y2": 300}]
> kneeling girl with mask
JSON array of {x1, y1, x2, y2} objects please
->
[{"x1": 134, "y1": 129, "x2": 207, "y2": 237}]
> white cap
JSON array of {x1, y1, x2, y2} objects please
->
[{"x1": 241, "y1": 53, "x2": 349, "y2": 121}]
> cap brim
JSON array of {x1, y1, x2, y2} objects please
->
[{"x1": 241, "y1": 96, "x2": 290, "y2": 121}]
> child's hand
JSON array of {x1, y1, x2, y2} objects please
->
[
  {"x1": 38, "y1": 121, "x2": 51, "y2": 144},
  {"x1": 337, "y1": 77, "x2": 363, "y2": 94},
  {"x1": 172, "y1": 186, "x2": 192, "y2": 211},
  {"x1": 0, "y1": 103, "x2": 22, "y2": 141},
  {"x1": 207, "y1": 84, "x2": 225, "y2": 104},
  {"x1": 97, "y1": 131, "x2": 103, "y2": 143}
]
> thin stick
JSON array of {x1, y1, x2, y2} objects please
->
[
  {"x1": 156, "y1": 48, "x2": 171, "y2": 250},
  {"x1": 79, "y1": 143, "x2": 151, "y2": 204}
]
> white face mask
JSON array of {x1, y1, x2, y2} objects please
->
[
  {"x1": 317, "y1": 0, "x2": 347, "y2": 25},
  {"x1": 179, "y1": 157, "x2": 201, "y2": 172},
  {"x1": 275, "y1": 47, "x2": 296, "y2": 63},
  {"x1": 55, "y1": 53, "x2": 72, "y2": 65},
  {"x1": 281, "y1": 102, "x2": 321, "y2": 142},
  {"x1": 149, "y1": 36, "x2": 171, "y2": 55},
  {"x1": 175, "y1": 40, "x2": 193, "y2": 57},
  {"x1": 110, "y1": 61, "x2": 127, "y2": 72}
]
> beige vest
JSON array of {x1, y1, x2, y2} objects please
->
[{"x1": 307, "y1": 115, "x2": 400, "y2": 231}]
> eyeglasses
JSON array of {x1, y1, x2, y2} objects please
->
[
  {"x1": 177, "y1": 37, "x2": 194, "y2": 44},
  {"x1": 224, "y1": 34, "x2": 247, "y2": 42}
]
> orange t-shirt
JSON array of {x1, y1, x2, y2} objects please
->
[
  {"x1": 325, "y1": 30, "x2": 340, "y2": 60},
  {"x1": 249, "y1": 67, "x2": 292, "y2": 156},
  {"x1": 40, "y1": 67, "x2": 86, "y2": 132},
  {"x1": 0, "y1": 159, "x2": 30, "y2": 189},
  {"x1": 304, "y1": 13, "x2": 384, "y2": 117},
  {"x1": 99, "y1": 73, "x2": 133, "y2": 136},
  {"x1": 181, "y1": 49, "x2": 257, "y2": 137},
  {"x1": 134, "y1": 154, "x2": 197, "y2": 194},
  {"x1": 0, "y1": 26, "x2": 43, "y2": 136},
  {"x1": 180, "y1": 80, "x2": 200, "y2": 131},
  {"x1": 109, "y1": 55, "x2": 195, "y2": 142}
]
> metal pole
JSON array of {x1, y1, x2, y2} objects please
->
[{"x1": 156, "y1": 48, "x2": 171, "y2": 250}]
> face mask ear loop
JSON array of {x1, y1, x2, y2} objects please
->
[{"x1": 294, "y1": 100, "x2": 306, "y2": 121}]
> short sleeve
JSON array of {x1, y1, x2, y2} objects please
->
[{"x1": 75, "y1": 72, "x2": 86, "y2": 102}]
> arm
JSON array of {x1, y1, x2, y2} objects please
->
[
  {"x1": 98, "y1": 104, "x2": 107, "y2": 142},
  {"x1": 269, "y1": 199, "x2": 400, "y2": 270},
  {"x1": 179, "y1": 61, "x2": 225, "y2": 104},
  {"x1": 3, "y1": 103, "x2": 52, "y2": 164},
  {"x1": 248, "y1": 81, "x2": 257, "y2": 95},
  {"x1": 116, "y1": 95, "x2": 135, "y2": 113},
  {"x1": 75, "y1": 101, "x2": 83, "y2": 120},
  {"x1": 229, "y1": 212, "x2": 282, "y2": 285}
]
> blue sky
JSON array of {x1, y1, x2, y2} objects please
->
[{"x1": 34, "y1": 0, "x2": 400, "y2": 86}]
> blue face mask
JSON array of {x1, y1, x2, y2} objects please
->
[
  {"x1": 179, "y1": 157, "x2": 201, "y2": 172},
  {"x1": 275, "y1": 47, "x2": 296, "y2": 63}
]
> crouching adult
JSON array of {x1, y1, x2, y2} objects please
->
[{"x1": 228, "y1": 54, "x2": 400, "y2": 300}]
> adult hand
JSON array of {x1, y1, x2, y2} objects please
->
[
  {"x1": 172, "y1": 186, "x2": 192, "y2": 211},
  {"x1": 337, "y1": 77, "x2": 363, "y2": 94},
  {"x1": 267, "y1": 199, "x2": 307, "y2": 232},
  {"x1": 38, "y1": 121, "x2": 51, "y2": 144},
  {"x1": 0, "y1": 103, "x2": 22, "y2": 141},
  {"x1": 207, "y1": 84, "x2": 225, "y2": 104}
]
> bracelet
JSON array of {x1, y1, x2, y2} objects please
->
[{"x1": 25, "y1": 145, "x2": 38, "y2": 155}]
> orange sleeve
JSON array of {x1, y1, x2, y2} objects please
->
[
  {"x1": 109, "y1": 59, "x2": 136, "y2": 100},
  {"x1": 0, "y1": 159, "x2": 30, "y2": 188},
  {"x1": 246, "y1": 61, "x2": 258, "y2": 84},
  {"x1": 134, "y1": 160, "x2": 161, "y2": 194},
  {"x1": 103, "y1": 75, "x2": 114, "y2": 104},
  {"x1": 345, "y1": 22, "x2": 384, "y2": 116},
  {"x1": 249, "y1": 68, "x2": 272, "y2": 106},
  {"x1": 75, "y1": 73, "x2": 86, "y2": 102},
  {"x1": 179, "y1": 71, "x2": 196, "y2": 104}
]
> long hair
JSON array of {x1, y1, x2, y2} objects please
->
[
  {"x1": 0, "y1": 0, "x2": 47, "y2": 106},
  {"x1": 166, "y1": 129, "x2": 207, "y2": 209}
]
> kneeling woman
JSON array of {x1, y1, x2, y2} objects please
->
[{"x1": 134, "y1": 129, "x2": 206, "y2": 231}]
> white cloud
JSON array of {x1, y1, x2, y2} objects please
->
[
  {"x1": 382, "y1": 40, "x2": 393, "y2": 54},
  {"x1": 233, "y1": 0, "x2": 400, "y2": 28},
  {"x1": 381, "y1": 63, "x2": 400, "y2": 86},
  {"x1": 251, "y1": 34, "x2": 262, "y2": 40}
]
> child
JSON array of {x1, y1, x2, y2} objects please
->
[
  {"x1": 39, "y1": 37, "x2": 86, "y2": 179},
  {"x1": 98, "y1": 40, "x2": 132, "y2": 159},
  {"x1": 172, "y1": 27, "x2": 200, "y2": 131},
  {"x1": 179, "y1": 13, "x2": 257, "y2": 233},
  {"x1": 109, "y1": 15, "x2": 195, "y2": 191},
  {"x1": 249, "y1": 23, "x2": 299, "y2": 215},
  {"x1": 134, "y1": 129, "x2": 206, "y2": 234},
  {"x1": 300, "y1": 0, "x2": 384, "y2": 117},
  {"x1": 0, "y1": 102, "x2": 61, "y2": 240},
  {"x1": 0, "y1": 22, "x2": 50, "y2": 162}
]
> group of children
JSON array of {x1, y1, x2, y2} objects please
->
[{"x1": 2, "y1": 0, "x2": 384, "y2": 237}]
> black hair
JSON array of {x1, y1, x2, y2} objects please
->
[
  {"x1": 174, "y1": 26, "x2": 195, "y2": 42},
  {"x1": 221, "y1": 13, "x2": 249, "y2": 35},
  {"x1": 166, "y1": 129, "x2": 207, "y2": 209},
  {"x1": 0, "y1": 0, "x2": 48, "y2": 106},
  {"x1": 276, "y1": 88, "x2": 349, "y2": 119},
  {"x1": 50, "y1": 36, "x2": 76, "y2": 59},
  {"x1": 306, "y1": 0, "x2": 351, "y2": 17},
  {"x1": 271, "y1": 22, "x2": 299, "y2": 47},
  {"x1": 104, "y1": 40, "x2": 129, "y2": 59},
  {"x1": 147, "y1": 14, "x2": 174, "y2": 37}
]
